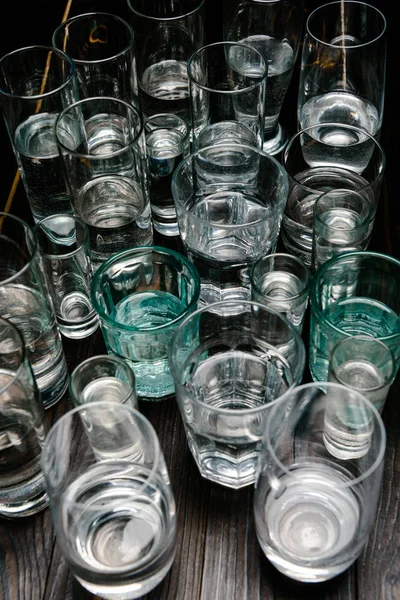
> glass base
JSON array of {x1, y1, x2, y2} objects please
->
[{"x1": 262, "y1": 123, "x2": 289, "y2": 156}]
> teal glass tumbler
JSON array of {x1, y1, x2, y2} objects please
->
[
  {"x1": 91, "y1": 246, "x2": 200, "y2": 400},
  {"x1": 309, "y1": 251, "x2": 400, "y2": 382}
]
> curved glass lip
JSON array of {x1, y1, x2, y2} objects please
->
[
  {"x1": 34, "y1": 213, "x2": 89, "y2": 260},
  {"x1": 309, "y1": 250, "x2": 400, "y2": 344},
  {"x1": 0, "y1": 316, "x2": 26, "y2": 395},
  {"x1": 188, "y1": 41, "x2": 268, "y2": 94},
  {"x1": 127, "y1": 0, "x2": 205, "y2": 22},
  {"x1": 172, "y1": 143, "x2": 289, "y2": 229},
  {"x1": 313, "y1": 188, "x2": 373, "y2": 230},
  {"x1": 69, "y1": 354, "x2": 136, "y2": 405},
  {"x1": 52, "y1": 12, "x2": 135, "y2": 65},
  {"x1": 169, "y1": 299, "x2": 306, "y2": 414},
  {"x1": 0, "y1": 212, "x2": 39, "y2": 286},
  {"x1": 55, "y1": 96, "x2": 144, "y2": 160},
  {"x1": 250, "y1": 252, "x2": 311, "y2": 301},
  {"x1": 90, "y1": 245, "x2": 201, "y2": 332},
  {"x1": 306, "y1": 1, "x2": 387, "y2": 49},
  {"x1": 265, "y1": 381, "x2": 386, "y2": 487},
  {"x1": 0, "y1": 45, "x2": 76, "y2": 101},
  {"x1": 40, "y1": 400, "x2": 162, "y2": 505}
]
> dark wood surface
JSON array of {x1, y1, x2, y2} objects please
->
[{"x1": 1, "y1": 1, "x2": 399, "y2": 599}]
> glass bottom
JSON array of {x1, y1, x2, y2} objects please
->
[{"x1": 262, "y1": 123, "x2": 289, "y2": 157}]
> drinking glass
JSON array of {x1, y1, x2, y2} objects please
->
[
  {"x1": 0, "y1": 316, "x2": 49, "y2": 518},
  {"x1": 250, "y1": 252, "x2": 310, "y2": 332},
  {"x1": 188, "y1": 41, "x2": 268, "y2": 149},
  {"x1": 91, "y1": 246, "x2": 200, "y2": 400},
  {"x1": 328, "y1": 335, "x2": 396, "y2": 414},
  {"x1": 35, "y1": 214, "x2": 99, "y2": 339},
  {"x1": 70, "y1": 354, "x2": 138, "y2": 409},
  {"x1": 127, "y1": 0, "x2": 206, "y2": 124},
  {"x1": 254, "y1": 382, "x2": 386, "y2": 582},
  {"x1": 298, "y1": 1, "x2": 387, "y2": 139},
  {"x1": 55, "y1": 96, "x2": 152, "y2": 270},
  {"x1": 309, "y1": 251, "x2": 400, "y2": 382},
  {"x1": 41, "y1": 401, "x2": 176, "y2": 599},
  {"x1": 169, "y1": 300, "x2": 305, "y2": 489},
  {"x1": 223, "y1": 0, "x2": 304, "y2": 155},
  {"x1": 171, "y1": 143, "x2": 289, "y2": 305},
  {"x1": 144, "y1": 113, "x2": 190, "y2": 237},
  {"x1": 312, "y1": 188, "x2": 373, "y2": 271},
  {"x1": 0, "y1": 212, "x2": 68, "y2": 409},
  {"x1": 0, "y1": 45, "x2": 79, "y2": 222},
  {"x1": 52, "y1": 12, "x2": 139, "y2": 106},
  {"x1": 281, "y1": 122, "x2": 385, "y2": 266},
  {"x1": 196, "y1": 120, "x2": 258, "y2": 150}
]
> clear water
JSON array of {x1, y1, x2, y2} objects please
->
[
  {"x1": 107, "y1": 291, "x2": 187, "y2": 398},
  {"x1": 14, "y1": 113, "x2": 73, "y2": 222},
  {"x1": 310, "y1": 297, "x2": 399, "y2": 382},
  {"x1": 182, "y1": 350, "x2": 293, "y2": 488},
  {"x1": 140, "y1": 60, "x2": 190, "y2": 122},
  {"x1": 62, "y1": 464, "x2": 175, "y2": 598},
  {"x1": 81, "y1": 377, "x2": 134, "y2": 405},
  {"x1": 252, "y1": 271, "x2": 308, "y2": 330},
  {"x1": 263, "y1": 463, "x2": 360, "y2": 581},
  {"x1": 0, "y1": 284, "x2": 68, "y2": 408}
]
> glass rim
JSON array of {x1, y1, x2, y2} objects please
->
[
  {"x1": 250, "y1": 252, "x2": 311, "y2": 301},
  {"x1": 0, "y1": 316, "x2": 26, "y2": 395},
  {"x1": 171, "y1": 143, "x2": 289, "y2": 229},
  {"x1": 34, "y1": 213, "x2": 89, "y2": 260},
  {"x1": 330, "y1": 334, "x2": 397, "y2": 390},
  {"x1": 310, "y1": 250, "x2": 400, "y2": 343},
  {"x1": 187, "y1": 41, "x2": 268, "y2": 93},
  {"x1": 55, "y1": 96, "x2": 144, "y2": 160},
  {"x1": 169, "y1": 299, "x2": 306, "y2": 413},
  {"x1": 41, "y1": 400, "x2": 162, "y2": 504},
  {"x1": 0, "y1": 212, "x2": 39, "y2": 286},
  {"x1": 264, "y1": 381, "x2": 386, "y2": 487},
  {"x1": 0, "y1": 45, "x2": 76, "y2": 100},
  {"x1": 90, "y1": 245, "x2": 201, "y2": 332},
  {"x1": 52, "y1": 12, "x2": 135, "y2": 65},
  {"x1": 69, "y1": 354, "x2": 136, "y2": 404},
  {"x1": 306, "y1": 1, "x2": 387, "y2": 48},
  {"x1": 127, "y1": 0, "x2": 205, "y2": 22},
  {"x1": 313, "y1": 188, "x2": 373, "y2": 230}
]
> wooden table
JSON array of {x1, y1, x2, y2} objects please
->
[{"x1": 1, "y1": 1, "x2": 399, "y2": 599}]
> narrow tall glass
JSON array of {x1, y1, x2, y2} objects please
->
[
  {"x1": 171, "y1": 143, "x2": 289, "y2": 305},
  {"x1": 309, "y1": 251, "x2": 400, "y2": 382},
  {"x1": 0, "y1": 212, "x2": 68, "y2": 409},
  {"x1": 41, "y1": 402, "x2": 176, "y2": 599},
  {"x1": 298, "y1": 1, "x2": 387, "y2": 138},
  {"x1": 0, "y1": 45, "x2": 79, "y2": 222},
  {"x1": 52, "y1": 12, "x2": 139, "y2": 106},
  {"x1": 0, "y1": 317, "x2": 49, "y2": 519},
  {"x1": 254, "y1": 382, "x2": 386, "y2": 582},
  {"x1": 169, "y1": 300, "x2": 305, "y2": 489}
]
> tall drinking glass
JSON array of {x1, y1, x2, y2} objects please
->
[
  {"x1": 127, "y1": 0, "x2": 206, "y2": 124},
  {"x1": 0, "y1": 212, "x2": 68, "y2": 409},
  {"x1": 188, "y1": 41, "x2": 267, "y2": 149},
  {"x1": 0, "y1": 317, "x2": 49, "y2": 518},
  {"x1": 254, "y1": 382, "x2": 386, "y2": 582},
  {"x1": 171, "y1": 143, "x2": 289, "y2": 305},
  {"x1": 298, "y1": 1, "x2": 387, "y2": 138},
  {"x1": 281, "y1": 122, "x2": 385, "y2": 266},
  {"x1": 41, "y1": 402, "x2": 176, "y2": 599},
  {"x1": 223, "y1": 0, "x2": 304, "y2": 155},
  {"x1": 0, "y1": 45, "x2": 79, "y2": 222},
  {"x1": 309, "y1": 251, "x2": 400, "y2": 382},
  {"x1": 55, "y1": 96, "x2": 152, "y2": 270},
  {"x1": 169, "y1": 300, "x2": 305, "y2": 489},
  {"x1": 52, "y1": 12, "x2": 139, "y2": 106}
]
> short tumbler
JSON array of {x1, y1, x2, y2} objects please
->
[
  {"x1": 309, "y1": 251, "x2": 400, "y2": 382},
  {"x1": 0, "y1": 317, "x2": 49, "y2": 518},
  {"x1": 91, "y1": 246, "x2": 200, "y2": 400},
  {"x1": 169, "y1": 300, "x2": 305, "y2": 489},
  {"x1": 254, "y1": 382, "x2": 386, "y2": 582},
  {"x1": 41, "y1": 401, "x2": 176, "y2": 599}
]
